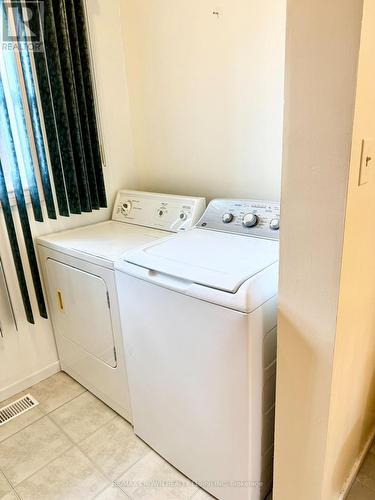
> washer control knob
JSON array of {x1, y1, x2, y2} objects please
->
[
  {"x1": 179, "y1": 211, "x2": 187, "y2": 221},
  {"x1": 242, "y1": 213, "x2": 259, "y2": 228},
  {"x1": 222, "y1": 213, "x2": 234, "y2": 224},
  {"x1": 270, "y1": 218, "x2": 280, "y2": 231}
]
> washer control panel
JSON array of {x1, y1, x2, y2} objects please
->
[
  {"x1": 196, "y1": 199, "x2": 280, "y2": 240},
  {"x1": 112, "y1": 190, "x2": 206, "y2": 232}
]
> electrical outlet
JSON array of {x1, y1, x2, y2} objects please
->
[{"x1": 359, "y1": 138, "x2": 374, "y2": 186}]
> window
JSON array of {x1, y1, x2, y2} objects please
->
[
  {"x1": 0, "y1": 0, "x2": 107, "y2": 324},
  {"x1": 1, "y1": 17, "x2": 41, "y2": 206}
]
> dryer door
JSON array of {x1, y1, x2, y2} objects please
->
[{"x1": 46, "y1": 259, "x2": 116, "y2": 367}]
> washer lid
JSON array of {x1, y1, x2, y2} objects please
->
[{"x1": 123, "y1": 228, "x2": 279, "y2": 293}]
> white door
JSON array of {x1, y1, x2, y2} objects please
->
[{"x1": 46, "y1": 259, "x2": 116, "y2": 367}]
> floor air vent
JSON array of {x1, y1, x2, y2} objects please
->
[{"x1": 0, "y1": 394, "x2": 39, "y2": 426}]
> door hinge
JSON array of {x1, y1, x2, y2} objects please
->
[
  {"x1": 113, "y1": 346, "x2": 117, "y2": 363},
  {"x1": 106, "y1": 292, "x2": 110, "y2": 309}
]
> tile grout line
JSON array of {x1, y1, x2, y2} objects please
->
[
  {"x1": 4, "y1": 392, "x2": 92, "y2": 491},
  {"x1": 0, "y1": 414, "x2": 46, "y2": 447},
  {"x1": 2, "y1": 377, "x2": 203, "y2": 500},
  {"x1": 50, "y1": 405, "x2": 121, "y2": 494},
  {"x1": 0, "y1": 418, "x2": 76, "y2": 490},
  {"x1": 71, "y1": 409, "x2": 130, "y2": 461},
  {"x1": 0, "y1": 377, "x2": 114, "y2": 497},
  {"x1": 112, "y1": 449, "x2": 155, "y2": 496},
  {"x1": 190, "y1": 489, "x2": 202, "y2": 499},
  {"x1": 67, "y1": 409, "x2": 175, "y2": 499},
  {"x1": 3, "y1": 386, "x2": 121, "y2": 495},
  {"x1": 11, "y1": 443, "x2": 76, "y2": 492},
  {"x1": 48, "y1": 393, "x2": 118, "y2": 443},
  {"x1": 1, "y1": 470, "x2": 21, "y2": 500},
  {"x1": 75, "y1": 418, "x2": 150, "y2": 495},
  {"x1": 0, "y1": 387, "x2": 88, "y2": 446},
  {"x1": 92, "y1": 481, "x2": 132, "y2": 500},
  {"x1": 11, "y1": 486, "x2": 22, "y2": 500},
  {"x1": 37, "y1": 386, "x2": 88, "y2": 416},
  {"x1": 0, "y1": 385, "x2": 83, "y2": 491},
  {"x1": 19, "y1": 407, "x2": 120, "y2": 492},
  {"x1": 49, "y1": 412, "x2": 116, "y2": 456},
  {"x1": 113, "y1": 447, "x2": 201, "y2": 500},
  {"x1": 69, "y1": 412, "x2": 119, "y2": 454}
]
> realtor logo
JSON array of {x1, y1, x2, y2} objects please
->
[{"x1": 1, "y1": 1, "x2": 44, "y2": 51}]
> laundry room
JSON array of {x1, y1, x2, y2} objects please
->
[{"x1": 1, "y1": 1, "x2": 375, "y2": 500}]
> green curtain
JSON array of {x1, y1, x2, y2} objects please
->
[
  {"x1": 0, "y1": 76, "x2": 47, "y2": 321},
  {"x1": 0, "y1": 0, "x2": 107, "y2": 323},
  {"x1": 29, "y1": 0, "x2": 107, "y2": 213}
]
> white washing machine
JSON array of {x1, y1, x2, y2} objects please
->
[
  {"x1": 115, "y1": 199, "x2": 280, "y2": 499},
  {"x1": 37, "y1": 190, "x2": 205, "y2": 421}
]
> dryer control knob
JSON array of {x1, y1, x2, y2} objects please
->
[
  {"x1": 222, "y1": 213, "x2": 234, "y2": 224},
  {"x1": 270, "y1": 218, "x2": 280, "y2": 231},
  {"x1": 121, "y1": 200, "x2": 132, "y2": 216},
  {"x1": 242, "y1": 213, "x2": 259, "y2": 228}
]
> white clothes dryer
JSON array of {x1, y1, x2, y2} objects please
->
[
  {"x1": 37, "y1": 190, "x2": 205, "y2": 421},
  {"x1": 115, "y1": 199, "x2": 280, "y2": 498}
]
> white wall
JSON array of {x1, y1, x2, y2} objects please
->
[
  {"x1": 0, "y1": 0, "x2": 136, "y2": 401},
  {"x1": 322, "y1": 0, "x2": 375, "y2": 496},
  {"x1": 120, "y1": 0, "x2": 286, "y2": 201},
  {"x1": 273, "y1": 1, "x2": 364, "y2": 499},
  {"x1": 1, "y1": 0, "x2": 287, "y2": 401}
]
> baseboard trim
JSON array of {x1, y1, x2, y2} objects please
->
[
  {"x1": 0, "y1": 361, "x2": 61, "y2": 402},
  {"x1": 339, "y1": 425, "x2": 375, "y2": 499}
]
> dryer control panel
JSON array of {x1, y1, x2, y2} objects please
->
[
  {"x1": 112, "y1": 190, "x2": 206, "y2": 232},
  {"x1": 196, "y1": 199, "x2": 280, "y2": 240}
]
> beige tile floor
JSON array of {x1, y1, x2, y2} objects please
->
[
  {"x1": 0, "y1": 372, "x2": 272, "y2": 500},
  {"x1": 347, "y1": 442, "x2": 375, "y2": 500}
]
